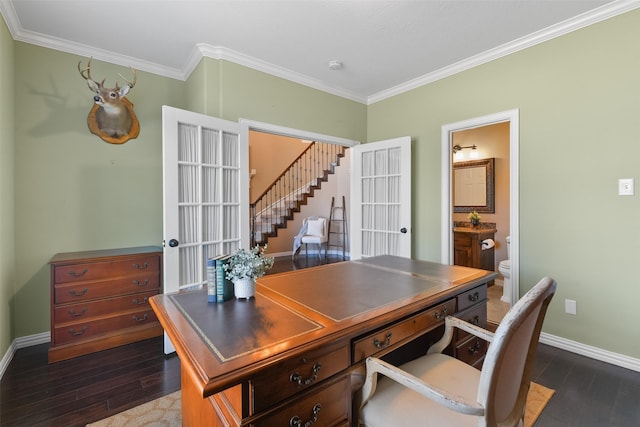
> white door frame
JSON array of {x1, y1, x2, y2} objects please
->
[{"x1": 440, "y1": 109, "x2": 520, "y2": 305}]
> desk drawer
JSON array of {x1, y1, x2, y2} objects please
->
[
  {"x1": 457, "y1": 284, "x2": 487, "y2": 312},
  {"x1": 53, "y1": 308, "x2": 158, "y2": 345},
  {"x1": 352, "y1": 299, "x2": 455, "y2": 363},
  {"x1": 54, "y1": 255, "x2": 160, "y2": 284},
  {"x1": 250, "y1": 341, "x2": 349, "y2": 413},
  {"x1": 250, "y1": 375, "x2": 350, "y2": 427},
  {"x1": 454, "y1": 301, "x2": 487, "y2": 343}
]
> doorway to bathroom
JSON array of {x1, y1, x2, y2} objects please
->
[{"x1": 440, "y1": 109, "x2": 520, "y2": 315}]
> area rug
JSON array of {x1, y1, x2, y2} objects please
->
[{"x1": 87, "y1": 382, "x2": 554, "y2": 426}]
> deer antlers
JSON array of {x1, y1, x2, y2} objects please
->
[{"x1": 77, "y1": 57, "x2": 136, "y2": 90}]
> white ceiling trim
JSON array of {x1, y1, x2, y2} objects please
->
[
  {"x1": 1, "y1": 0, "x2": 639, "y2": 106},
  {"x1": 368, "y1": 0, "x2": 640, "y2": 104},
  {"x1": 191, "y1": 44, "x2": 367, "y2": 104}
]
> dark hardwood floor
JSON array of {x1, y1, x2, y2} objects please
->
[{"x1": 2, "y1": 255, "x2": 639, "y2": 426}]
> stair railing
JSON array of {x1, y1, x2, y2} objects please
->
[{"x1": 250, "y1": 142, "x2": 345, "y2": 246}]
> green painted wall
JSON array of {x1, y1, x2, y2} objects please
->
[
  {"x1": 12, "y1": 43, "x2": 187, "y2": 338},
  {"x1": 367, "y1": 9, "x2": 640, "y2": 358},
  {"x1": 0, "y1": 14, "x2": 15, "y2": 357}
]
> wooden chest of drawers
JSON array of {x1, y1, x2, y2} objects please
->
[
  {"x1": 453, "y1": 283, "x2": 488, "y2": 367},
  {"x1": 49, "y1": 246, "x2": 163, "y2": 363}
]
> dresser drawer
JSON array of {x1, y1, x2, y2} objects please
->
[
  {"x1": 455, "y1": 335, "x2": 487, "y2": 367},
  {"x1": 54, "y1": 255, "x2": 160, "y2": 284},
  {"x1": 53, "y1": 308, "x2": 158, "y2": 345},
  {"x1": 54, "y1": 273, "x2": 160, "y2": 304},
  {"x1": 54, "y1": 290, "x2": 158, "y2": 323},
  {"x1": 250, "y1": 375, "x2": 350, "y2": 427},
  {"x1": 457, "y1": 284, "x2": 487, "y2": 312},
  {"x1": 454, "y1": 301, "x2": 487, "y2": 343},
  {"x1": 352, "y1": 299, "x2": 455, "y2": 363},
  {"x1": 250, "y1": 341, "x2": 350, "y2": 413}
]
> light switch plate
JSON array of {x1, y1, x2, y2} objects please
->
[{"x1": 618, "y1": 178, "x2": 634, "y2": 196}]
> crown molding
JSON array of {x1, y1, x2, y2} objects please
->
[
  {"x1": 191, "y1": 44, "x2": 367, "y2": 104},
  {"x1": 2, "y1": 0, "x2": 639, "y2": 105},
  {"x1": 367, "y1": 0, "x2": 640, "y2": 104}
]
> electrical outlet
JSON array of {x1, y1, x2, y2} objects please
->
[
  {"x1": 565, "y1": 299, "x2": 577, "y2": 315},
  {"x1": 618, "y1": 178, "x2": 634, "y2": 196}
]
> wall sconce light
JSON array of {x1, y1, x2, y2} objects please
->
[{"x1": 453, "y1": 144, "x2": 479, "y2": 160}]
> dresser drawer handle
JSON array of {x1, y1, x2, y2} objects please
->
[
  {"x1": 68, "y1": 269, "x2": 88, "y2": 277},
  {"x1": 290, "y1": 362, "x2": 322, "y2": 386},
  {"x1": 468, "y1": 291, "x2": 480, "y2": 302},
  {"x1": 468, "y1": 340, "x2": 482, "y2": 356},
  {"x1": 468, "y1": 315, "x2": 480, "y2": 325},
  {"x1": 372, "y1": 332, "x2": 392, "y2": 349},
  {"x1": 68, "y1": 288, "x2": 89, "y2": 297},
  {"x1": 433, "y1": 306, "x2": 448, "y2": 320},
  {"x1": 133, "y1": 279, "x2": 149, "y2": 287},
  {"x1": 133, "y1": 262, "x2": 149, "y2": 270},
  {"x1": 289, "y1": 403, "x2": 321, "y2": 427},
  {"x1": 132, "y1": 297, "x2": 149, "y2": 305},
  {"x1": 133, "y1": 313, "x2": 149, "y2": 322},
  {"x1": 68, "y1": 308, "x2": 87, "y2": 318},
  {"x1": 68, "y1": 326, "x2": 88, "y2": 336}
]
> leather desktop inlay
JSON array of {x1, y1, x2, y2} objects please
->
[
  {"x1": 169, "y1": 290, "x2": 322, "y2": 362},
  {"x1": 259, "y1": 262, "x2": 447, "y2": 322}
]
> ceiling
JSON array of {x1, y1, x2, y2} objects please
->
[{"x1": 2, "y1": 0, "x2": 636, "y2": 104}]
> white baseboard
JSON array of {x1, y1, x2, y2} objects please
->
[
  {"x1": 0, "y1": 332, "x2": 50, "y2": 379},
  {"x1": 540, "y1": 332, "x2": 640, "y2": 373}
]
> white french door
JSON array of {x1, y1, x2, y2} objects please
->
[
  {"x1": 162, "y1": 106, "x2": 249, "y2": 353},
  {"x1": 350, "y1": 137, "x2": 412, "y2": 259}
]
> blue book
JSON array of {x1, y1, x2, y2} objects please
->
[{"x1": 206, "y1": 258, "x2": 217, "y2": 303}]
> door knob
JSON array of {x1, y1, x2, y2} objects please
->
[
  {"x1": 168, "y1": 239, "x2": 179, "y2": 247},
  {"x1": 400, "y1": 228, "x2": 407, "y2": 234}
]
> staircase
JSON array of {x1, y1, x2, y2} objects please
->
[{"x1": 251, "y1": 142, "x2": 345, "y2": 246}]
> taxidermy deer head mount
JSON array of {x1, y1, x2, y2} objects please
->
[{"x1": 78, "y1": 58, "x2": 140, "y2": 144}]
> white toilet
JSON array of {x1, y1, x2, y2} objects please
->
[{"x1": 498, "y1": 236, "x2": 511, "y2": 303}]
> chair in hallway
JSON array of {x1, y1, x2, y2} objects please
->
[
  {"x1": 292, "y1": 216, "x2": 328, "y2": 260},
  {"x1": 359, "y1": 276, "x2": 557, "y2": 427}
]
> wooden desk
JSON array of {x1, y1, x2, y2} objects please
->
[{"x1": 150, "y1": 255, "x2": 497, "y2": 426}]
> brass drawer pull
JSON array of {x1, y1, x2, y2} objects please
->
[
  {"x1": 68, "y1": 269, "x2": 88, "y2": 277},
  {"x1": 133, "y1": 279, "x2": 148, "y2": 287},
  {"x1": 133, "y1": 262, "x2": 149, "y2": 270},
  {"x1": 68, "y1": 288, "x2": 89, "y2": 297},
  {"x1": 133, "y1": 313, "x2": 149, "y2": 322},
  {"x1": 289, "y1": 403, "x2": 321, "y2": 427},
  {"x1": 290, "y1": 362, "x2": 322, "y2": 386},
  {"x1": 433, "y1": 306, "x2": 448, "y2": 320},
  {"x1": 468, "y1": 340, "x2": 482, "y2": 356},
  {"x1": 68, "y1": 326, "x2": 88, "y2": 336},
  {"x1": 132, "y1": 297, "x2": 149, "y2": 305},
  {"x1": 68, "y1": 308, "x2": 87, "y2": 317},
  {"x1": 468, "y1": 291, "x2": 480, "y2": 302},
  {"x1": 372, "y1": 332, "x2": 392, "y2": 349}
]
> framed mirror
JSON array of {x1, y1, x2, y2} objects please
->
[{"x1": 453, "y1": 158, "x2": 495, "y2": 213}]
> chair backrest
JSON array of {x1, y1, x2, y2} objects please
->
[
  {"x1": 477, "y1": 277, "x2": 557, "y2": 426},
  {"x1": 305, "y1": 216, "x2": 327, "y2": 237}
]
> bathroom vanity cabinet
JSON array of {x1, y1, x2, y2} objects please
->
[{"x1": 453, "y1": 227, "x2": 496, "y2": 275}]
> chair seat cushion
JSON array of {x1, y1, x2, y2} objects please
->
[
  {"x1": 361, "y1": 353, "x2": 482, "y2": 427},
  {"x1": 301, "y1": 235, "x2": 327, "y2": 244}
]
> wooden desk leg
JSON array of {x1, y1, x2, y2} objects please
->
[{"x1": 181, "y1": 362, "x2": 243, "y2": 426}]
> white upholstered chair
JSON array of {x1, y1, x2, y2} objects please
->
[
  {"x1": 299, "y1": 217, "x2": 328, "y2": 259},
  {"x1": 359, "y1": 276, "x2": 557, "y2": 427}
]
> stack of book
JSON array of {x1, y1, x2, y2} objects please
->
[{"x1": 206, "y1": 255, "x2": 234, "y2": 303}]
